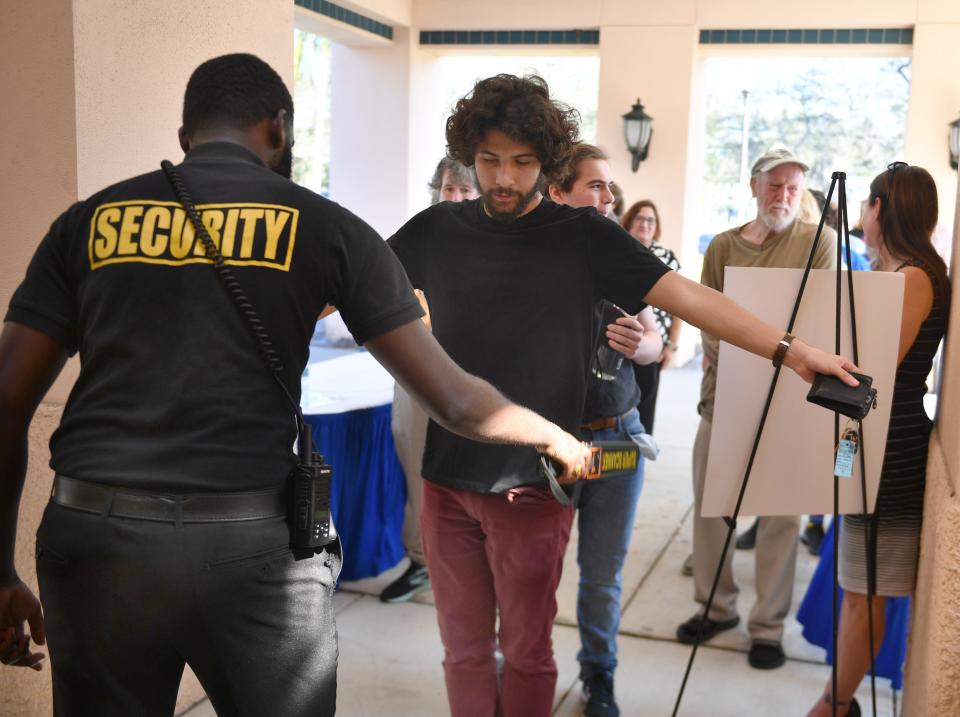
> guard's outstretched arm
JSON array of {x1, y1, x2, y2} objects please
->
[
  {"x1": 365, "y1": 319, "x2": 589, "y2": 482},
  {"x1": 0, "y1": 321, "x2": 68, "y2": 671}
]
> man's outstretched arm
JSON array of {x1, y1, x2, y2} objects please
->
[
  {"x1": 0, "y1": 322, "x2": 69, "y2": 670},
  {"x1": 644, "y1": 271, "x2": 859, "y2": 385},
  {"x1": 365, "y1": 320, "x2": 589, "y2": 482}
]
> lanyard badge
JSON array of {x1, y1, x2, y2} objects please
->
[{"x1": 834, "y1": 423, "x2": 860, "y2": 478}]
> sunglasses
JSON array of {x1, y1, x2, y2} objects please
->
[{"x1": 874, "y1": 161, "x2": 909, "y2": 206}]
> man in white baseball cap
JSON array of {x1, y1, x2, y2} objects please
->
[{"x1": 676, "y1": 143, "x2": 837, "y2": 670}]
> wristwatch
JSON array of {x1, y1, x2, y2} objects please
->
[{"x1": 772, "y1": 333, "x2": 795, "y2": 368}]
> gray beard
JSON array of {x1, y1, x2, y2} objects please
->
[{"x1": 758, "y1": 210, "x2": 795, "y2": 233}]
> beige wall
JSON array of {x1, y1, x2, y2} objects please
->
[
  {"x1": 1, "y1": 2, "x2": 294, "y2": 715},
  {"x1": 597, "y1": 24, "x2": 699, "y2": 261},
  {"x1": 903, "y1": 21, "x2": 960, "y2": 238},
  {"x1": 0, "y1": 0, "x2": 81, "y2": 405},
  {"x1": 329, "y1": 27, "x2": 415, "y2": 238},
  {"x1": 904, "y1": 170, "x2": 960, "y2": 716}
]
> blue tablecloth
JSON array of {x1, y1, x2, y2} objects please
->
[{"x1": 305, "y1": 404, "x2": 406, "y2": 582}]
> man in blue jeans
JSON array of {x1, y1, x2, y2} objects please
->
[{"x1": 548, "y1": 144, "x2": 662, "y2": 717}]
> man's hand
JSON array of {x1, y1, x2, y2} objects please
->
[
  {"x1": 783, "y1": 339, "x2": 859, "y2": 385},
  {"x1": 605, "y1": 315, "x2": 645, "y2": 360},
  {"x1": 0, "y1": 579, "x2": 46, "y2": 671},
  {"x1": 541, "y1": 430, "x2": 591, "y2": 485}
]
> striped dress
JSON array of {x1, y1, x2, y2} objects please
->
[{"x1": 840, "y1": 260, "x2": 948, "y2": 596}]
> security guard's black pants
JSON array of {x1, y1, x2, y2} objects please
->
[{"x1": 36, "y1": 502, "x2": 340, "y2": 717}]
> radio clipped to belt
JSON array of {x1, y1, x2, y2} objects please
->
[{"x1": 161, "y1": 160, "x2": 336, "y2": 557}]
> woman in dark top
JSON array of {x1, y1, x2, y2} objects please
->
[
  {"x1": 806, "y1": 164, "x2": 949, "y2": 717},
  {"x1": 622, "y1": 200, "x2": 682, "y2": 434}
]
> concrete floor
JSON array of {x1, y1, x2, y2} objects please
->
[{"x1": 182, "y1": 363, "x2": 899, "y2": 717}]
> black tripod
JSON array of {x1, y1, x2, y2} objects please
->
[{"x1": 671, "y1": 172, "x2": 879, "y2": 717}]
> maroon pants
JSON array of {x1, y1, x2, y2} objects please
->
[{"x1": 421, "y1": 480, "x2": 573, "y2": 717}]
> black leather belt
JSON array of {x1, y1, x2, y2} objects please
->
[{"x1": 51, "y1": 475, "x2": 287, "y2": 523}]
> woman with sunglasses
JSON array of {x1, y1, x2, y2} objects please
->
[
  {"x1": 622, "y1": 201, "x2": 682, "y2": 438},
  {"x1": 805, "y1": 163, "x2": 949, "y2": 717}
]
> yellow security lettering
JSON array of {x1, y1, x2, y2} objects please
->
[
  {"x1": 169, "y1": 208, "x2": 196, "y2": 259},
  {"x1": 117, "y1": 206, "x2": 144, "y2": 255},
  {"x1": 139, "y1": 206, "x2": 171, "y2": 257},
  {"x1": 194, "y1": 210, "x2": 225, "y2": 256},
  {"x1": 220, "y1": 208, "x2": 240, "y2": 257},
  {"x1": 88, "y1": 201, "x2": 297, "y2": 270},
  {"x1": 263, "y1": 209, "x2": 290, "y2": 260},
  {"x1": 93, "y1": 207, "x2": 121, "y2": 259},
  {"x1": 238, "y1": 208, "x2": 264, "y2": 258}
]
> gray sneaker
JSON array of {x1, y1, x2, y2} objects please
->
[{"x1": 379, "y1": 561, "x2": 430, "y2": 603}]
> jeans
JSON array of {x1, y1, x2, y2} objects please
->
[
  {"x1": 37, "y1": 501, "x2": 341, "y2": 717},
  {"x1": 421, "y1": 480, "x2": 573, "y2": 717},
  {"x1": 576, "y1": 407, "x2": 647, "y2": 678}
]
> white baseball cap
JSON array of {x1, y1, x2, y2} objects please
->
[{"x1": 750, "y1": 143, "x2": 810, "y2": 176}]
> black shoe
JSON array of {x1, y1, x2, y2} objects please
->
[
  {"x1": 676, "y1": 613, "x2": 740, "y2": 644},
  {"x1": 822, "y1": 694, "x2": 860, "y2": 716},
  {"x1": 735, "y1": 519, "x2": 759, "y2": 550},
  {"x1": 583, "y1": 671, "x2": 619, "y2": 717},
  {"x1": 379, "y1": 561, "x2": 430, "y2": 603},
  {"x1": 747, "y1": 640, "x2": 786, "y2": 669},
  {"x1": 800, "y1": 521, "x2": 825, "y2": 556}
]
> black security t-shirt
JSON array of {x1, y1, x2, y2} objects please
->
[
  {"x1": 388, "y1": 197, "x2": 669, "y2": 493},
  {"x1": 6, "y1": 142, "x2": 423, "y2": 492}
]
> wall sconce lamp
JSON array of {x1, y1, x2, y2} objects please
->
[
  {"x1": 623, "y1": 99, "x2": 653, "y2": 172},
  {"x1": 949, "y1": 113, "x2": 960, "y2": 170}
]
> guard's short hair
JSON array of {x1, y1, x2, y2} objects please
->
[
  {"x1": 445, "y1": 74, "x2": 580, "y2": 180},
  {"x1": 182, "y1": 53, "x2": 293, "y2": 136}
]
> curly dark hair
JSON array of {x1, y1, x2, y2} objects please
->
[{"x1": 445, "y1": 74, "x2": 580, "y2": 179}]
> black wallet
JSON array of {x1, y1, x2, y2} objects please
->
[{"x1": 806, "y1": 371, "x2": 878, "y2": 420}]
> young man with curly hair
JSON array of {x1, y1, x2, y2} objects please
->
[{"x1": 388, "y1": 74, "x2": 857, "y2": 717}]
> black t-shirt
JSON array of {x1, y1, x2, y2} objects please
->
[
  {"x1": 6, "y1": 142, "x2": 423, "y2": 492},
  {"x1": 388, "y1": 197, "x2": 669, "y2": 493}
]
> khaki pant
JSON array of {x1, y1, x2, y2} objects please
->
[
  {"x1": 391, "y1": 384, "x2": 427, "y2": 565},
  {"x1": 691, "y1": 417, "x2": 800, "y2": 643}
]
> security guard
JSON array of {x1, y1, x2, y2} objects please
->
[{"x1": 0, "y1": 54, "x2": 587, "y2": 716}]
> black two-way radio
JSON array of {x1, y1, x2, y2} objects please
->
[{"x1": 161, "y1": 159, "x2": 336, "y2": 555}]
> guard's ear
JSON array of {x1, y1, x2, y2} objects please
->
[
  {"x1": 268, "y1": 109, "x2": 288, "y2": 150},
  {"x1": 178, "y1": 126, "x2": 190, "y2": 154},
  {"x1": 749, "y1": 175, "x2": 758, "y2": 198},
  {"x1": 547, "y1": 184, "x2": 563, "y2": 204}
]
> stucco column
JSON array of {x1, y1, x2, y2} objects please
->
[
  {"x1": 903, "y1": 170, "x2": 960, "y2": 717},
  {"x1": 596, "y1": 24, "x2": 699, "y2": 265},
  {"x1": 902, "y1": 20, "x2": 960, "y2": 235},
  {"x1": 0, "y1": 3, "x2": 293, "y2": 715},
  {"x1": 330, "y1": 27, "x2": 416, "y2": 238}
]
